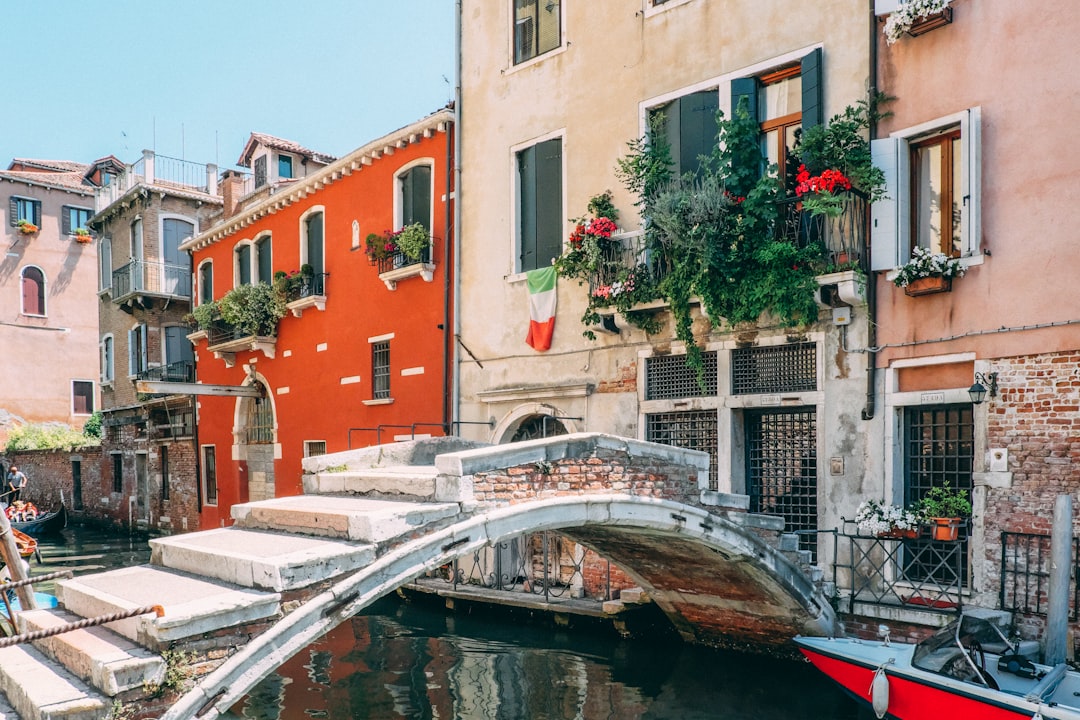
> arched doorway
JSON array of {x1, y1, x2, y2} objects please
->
[
  {"x1": 510, "y1": 414, "x2": 568, "y2": 442},
  {"x1": 236, "y1": 382, "x2": 276, "y2": 503}
]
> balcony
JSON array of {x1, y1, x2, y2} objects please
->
[
  {"x1": 776, "y1": 189, "x2": 870, "y2": 269},
  {"x1": 204, "y1": 317, "x2": 276, "y2": 367},
  {"x1": 112, "y1": 260, "x2": 192, "y2": 306},
  {"x1": 137, "y1": 361, "x2": 195, "y2": 384},
  {"x1": 376, "y1": 245, "x2": 435, "y2": 291},
  {"x1": 284, "y1": 272, "x2": 328, "y2": 317},
  {"x1": 95, "y1": 150, "x2": 219, "y2": 213}
]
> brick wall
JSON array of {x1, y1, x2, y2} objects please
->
[
  {"x1": 0, "y1": 447, "x2": 102, "y2": 512},
  {"x1": 979, "y1": 350, "x2": 1080, "y2": 640}
]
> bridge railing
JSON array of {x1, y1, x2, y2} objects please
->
[
  {"x1": 434, "y1": 530, "x2": 613, "y2": 602},
  {"x1": 831, "y1": 520, "x2": 966, "y2": 616}
]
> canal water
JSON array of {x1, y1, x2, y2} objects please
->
[{"x1": 31, "y1": 525, "x2": 861, "y2": 719}]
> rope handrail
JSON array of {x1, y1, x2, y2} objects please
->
[{"x1": 0, "y1": 604, "x2": 164, "y2": 649}]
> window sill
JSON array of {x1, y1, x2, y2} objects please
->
[
  {"x1": 378, "y1": 264, "x2": 434, "y2": 291},
  {"x1": 505, "y1": 44, "x2": 568, "y2": 76},
  {"x1": 884, "y1": 252, "x2": 984, "y2": 284},
  {"x1": 362, "y1": 398, "x2": 394, "y2": 406},
  {"x1": 643, "y1": 0, "x2": 696, "y2": 18}
]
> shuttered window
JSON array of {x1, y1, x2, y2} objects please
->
[
  {"x1": 9, "y1": 197, "x2": 40, "y2": 227},
  {"x1": 254, "y1": 156, "x2": 267, "y2": 188},
  {"x1": 517, "y1": 137, "x2": 563, "y2": 272},
  {"x1": 255, "y1": 236, "x2": 272, "y2": 284},
  {"x1": 99, "y1": 237, "x2": 112, "y2": 290},
  {"x1": 62, "y1": 206, "x2": 92, "y2": 235},
  {"x1": 101, "y1": 335, "x2": 114, "y2": 383},
  {"x1": 20, "y1": 266, "x2": 45, "y2": 316},
  {"x1": 650, "y1": 90, "x2": 719, "y2": 178},
  {"x1": 305, "y1": 212, "x2": 324, "y2": 275},
  {"x1": 236, "y1": 244, "x2": 252, "y2": 285},
  {"x1": 198, "y1": 261, "x2": 214, "y2": 304},
  {"x1": 400, "y1": 165, "x2": 432, "y2": 231},
  {"x1": 128, "y1": 324, "x2": 148, "y2": 376}
]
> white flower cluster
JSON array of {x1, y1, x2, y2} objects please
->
[
  {"x1": 883, "y1": 0, "x2": 952, "y2": 44},
  {"x1": 892, "y1": 246, "x2": 966, "y2": 287},
  {"x1": 854, "y1": 499, "x2": 922, "y2": 536}
]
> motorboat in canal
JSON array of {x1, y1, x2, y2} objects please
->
[{"x1": 796, "y1": 614, "x2": 1080, "y2": 719}]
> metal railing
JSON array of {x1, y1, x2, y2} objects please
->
[
  {"x1": 346, "y1": 421, "x2": 496, "y2": 448},
  {"x1": 112, "y1": 260, "x2": 191, "y2": 300},
  {"x1": 832, "y1": 520, "x2": 966, "y2": 615},
  {"x1": 999, "y1": 531, "x2": 1080, "y2": 621},
  {"x1": 137, "y1": 361, "x2": 194, "y2": 384},
  {"x1": 437, "y1": 530, "x2": 612, "y2": 602},
  {"x1": 775, "y1": 190, "x2": 869, "y2": 268},
  {"x1": 205, "y1": 317, "x2": 250, "y2": 347},
  {"x1": 152, "y1": 154, "x2": 210, "y2": 192},
  {"x1": 284, "y1": 272, "x2": 327, "y2": 302},
  {"x1": 587, "y1": 231, "x2": 668, "y2": 300},
  {"x1": 375, "y1": 245, "x2": 433, "y2": 274}
]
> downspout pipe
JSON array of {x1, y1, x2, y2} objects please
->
[
  {"x1": 451, "y1": 0, "x2": 464, "y2": 437},
  {"x1": 861, "y1": 0, "x2": 879, "y2": 421},
  {"x1": 442, "y1": 108, "x2": 453, "y2": 434}
]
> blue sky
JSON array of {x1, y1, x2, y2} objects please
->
[{"x1": 1, "y1": 1, "x2": 455, "y2": 170}]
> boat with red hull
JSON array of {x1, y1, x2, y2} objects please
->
[{"x1": 796, "y1": 615, "x2": 1080, "y2": 719}]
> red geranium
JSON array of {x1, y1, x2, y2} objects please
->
[{"x1": 795, "y1": 164, "x2": 852, "y2": 197}]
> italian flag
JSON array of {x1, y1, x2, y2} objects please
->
[{"x1": 525, "y1": 266, "x2": 557, "y2": 351}]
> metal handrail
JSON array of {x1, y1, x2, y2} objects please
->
[{"x1": 347, "y1": 420, "x2": 495, "y2": 448}]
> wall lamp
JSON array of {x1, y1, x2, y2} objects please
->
[{"x1": 969, "y1": 372, "x2": 999, "y2": 405}]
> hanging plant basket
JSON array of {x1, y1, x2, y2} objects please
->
[
  {"x1": 907, "y1": 6, "x2": 953, "y2": 37},
  {"x1": 903, "y1": 275, "x2": 951, "y2": 297}
]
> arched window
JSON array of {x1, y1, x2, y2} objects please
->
[
  {"x1": 397, "y1": 163, "x2": 432, "y2": 232},
  {"x1": 20, "y1": 266, "x2": 45, "y2": 316},
  {"x1": 235, "y1": 242, "x2": 252, "y2": 286},
  {"x1": 302, "y1": 211, "x2": 324, "y2": 275},
  {"x1": 245, "y1": 391, "x2": 274, "y2": 444},
  {"x1": 198, "y1": 261, "x2": 214, "y2": 304}
]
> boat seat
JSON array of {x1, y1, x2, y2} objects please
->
[{"x1": 1025, "y1": 663, "x2": 1069, "y2": 702}]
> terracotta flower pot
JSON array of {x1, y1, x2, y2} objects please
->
[
  {"x1": 879, "y1": 527, "x2": 919, "y2": 540},
  {"x1": 904, "y1": 275, "x2": 951, "y2": 297},
  {"x1": 931, "y1": 517, "x2": 961, "y2": 542}
]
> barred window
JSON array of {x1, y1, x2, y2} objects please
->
[
  {"x1": 304, "y1": 441, "x2": 327, "y2": 457},
  {"x1": 245, "y1": 393, "x2": 274, "y2": 444},
  {"x1": 646, "y1": 353, "x2": 718, "y2": 400},
  {"x1": 732, "y1": 343, "x2": 817, "y2": 395},
  {"x1": 372, "y1": 341, "x2": 391, "y2": 399},
  {"x1": 645, "y1": 410, "x2": 718, "y2": 490}
]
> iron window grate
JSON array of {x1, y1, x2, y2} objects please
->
[
  {"x1": 645, "y1": 353, "x2": 718, "y2": 400},
  {"x1": 903, "y1": 405, "x2": 974, "y2": 585},
  {"x1": 645, "y1": 410, "x2": 718, "y2": 490},
  {"x1": 746, "y1": 409, "x2": 818, "y2": 559},
  {"x1": 372, "y1": 341, "x2": 391, "y2": 399},
  {"x1": 245, "y1": 395, "x2": 274, "y2": 444},
  {"x1": 732, "y1": 343, "x2": 817, "y2": 395}
]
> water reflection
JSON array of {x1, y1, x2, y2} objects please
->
[{"x1": 230, "y1": 597, "x2": 858, "y2": 720}]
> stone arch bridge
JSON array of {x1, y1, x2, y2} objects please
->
[{"x1": 0, "y1": 434, "x2": 836, "y2": 719}]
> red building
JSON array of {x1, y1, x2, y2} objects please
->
[{"x1": 182, "y1": 109, "x2": 455, "y2": 528}]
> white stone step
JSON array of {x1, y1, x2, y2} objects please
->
[
  {"x1": 18, "y1": 608, "x2": 165, "y2": 697},
  {"x1": 0, "y1": 644, "x2": 107, "y2": 720},
  {"x1": 0, "y1": 692, "x2": 17, "y2": 719},
  {"x1": 231, "y1": 495, "x2": 462, "y2": 543},
  {"x1": 55, "y1": 565, "x2": 280, "y2": 647},
  {"x1": 149, "y1": 527, "x2": 376, "y2": 591},
  {"x1": 308, "y1": 465, "x2": 440, "y2": 499}
]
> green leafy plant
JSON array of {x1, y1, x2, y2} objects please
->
[
  {"x1": 217, "y1": 282, "x2": 287, "y2": 337},
  {"x1": 191, "y1": 301, "x2": 219, "y2": 331},
  {"x1": 5, "y1": 422, "x2": 99, "y2": 452},
  {"x1": 16, "y1": 219, "x2": 38, "y2": 235},
  {"x1": 144, "y1": 649, "x2": 196, "y2": 696},
  {"x1": 394, "y1": 223, "x2": 431, "y2": 261},
  {"x1": 107, "y1": 700, "x2": 135, "y2": 720},
  {"x1": 365, "y1": 232, "x2": 397, "y2": 263},
  {"x1": 916, "y1": 485, "x2": 972, "y2": 519},
  {"x1": 83, "y1": 411, "x2": 102, "y2": 438}
]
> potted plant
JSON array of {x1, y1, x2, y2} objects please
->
[
  {"x1": 394, "y1": 223, "x2": 431, "y2": 262},
  {"x1": 915, "y1": 485, "x2": 972, "y2": 541},
  {"x1": 883, "y1": 0, "x2": 953, "y2": 45},
  {"x1": 16, "y1": 219, "x2": 38, "y2": 235},
  {"x1": 364, "y1": 231, "x2": 397, "y2": 265},
  {"x1": 73, "y1": 228, "x2": 92, "y2": 243},
  {"x1": 892, "y1": 246, "x2": 966, "y2": 296},
  {"x1": 854, "y1": 499, "x2": 922, "y2": 538}
]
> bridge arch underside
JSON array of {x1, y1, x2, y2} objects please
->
[{"x1": 165, "y1": 496, "x2": 834, "y2": 720}]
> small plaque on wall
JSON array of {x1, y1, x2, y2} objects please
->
[
  {"x1": 920, "y1": 392, "x2": 945, "y2": 404},
  {"x1": 760, "y1": 395, "x2": 781, "y2": 406}
]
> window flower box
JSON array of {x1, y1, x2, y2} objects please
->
[
  {"x1": 883, "y1": 0, "x2": 953, "y2": 44},
  {"x1": 903, "y1": 275, "x2": 951, "y2": 296},
  {"x1": 906, "y1": 5, "x2": 952, "y2": 36},
  {"x1": 17, "y1": 220, "x2": 38, "y2": 235}
]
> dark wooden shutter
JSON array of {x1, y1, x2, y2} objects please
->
[
  {"x1": 256, "y1": 238, "x2": 272, "y2": 283},
  {"x1": 730, "y1": 77, "x2": 759, "y2": 125},
  {"x1": 62, "y1": 207, "x2": 72, "y2": 235},
  {"x1": 8, "y1": 197, "x2": 17, "y2": 226},
  {"x1": 403, "y1": 166, "x2": 432, "y2": 230},
  {"x1": 306, "y1": 213, "x2": 324, "y2": 274},
  {"x1": 681, "y1": 91, "x2": 719, "y2": 177},
  {"x1": 254, "y1": 156, "x2": 267, "y2": 188},
  {"x1": 534, "y1": 138, "x2": 563, "y2": 270},
  {"x1": 800, "y1": 48, "x2": 823, "y2": 132},
  {"x1": 518, "y1": 147, "x2": 538, "y2": 269},
  {"x1": 32, "y1": 201, "x2": 40, "y2": 228}
]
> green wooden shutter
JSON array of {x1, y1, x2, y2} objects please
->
[
  {"x1": 518, "y1": 146, "x2": 538, "y2": 270},
  {"x1": 306, "y1": 213, "x2": 324, "y2": 275},
  {"x1": 730, "y1": 77, "x2": 759, "y2": 125},
  {"x1": 800, "y1": 48, "x2": 823, "y2": 132},
  {"x1": 62, "y1": 207, "x2": 72, "y2": 235},
  {"x1": 32, "y1": 201, "x2": 40, "y2": 228},
  {"x1": 402, "y1": 166, "x2": 432, "y2": 230},
  {"x1": 681, "y1": 91, "x2": 719, "y2": 177},
  {"x1": 534, "y1": 138, "x2": 563, "y2": 270},
  {"x1": 256, "y1": 238, "x2": 272, "y2": 283},
  {"x1": 8, "y1": 197, "x2": 17, "y2": 226}
]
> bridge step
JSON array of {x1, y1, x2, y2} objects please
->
[
  {"x1": 18, "y1": 608, "x2": 165, "y2": 697},
  {"x1": 55, "y1": 565, "x2": 280, "y2": 649},
  {"x1": 0, "y1": 692, "x2": 17, "y2": 719},
  {"x1": 0, "y1": 644, "x2": 107, "y2": 720},
  {"x1": 150, "y1": 527, "x2": 376, "y2": 591},
  {"x1": 309, "y1": 465, "x2": 442, "y2": 500},
  {"x1": 232, "y1": 495, "x2": 462, "y2": 543}
]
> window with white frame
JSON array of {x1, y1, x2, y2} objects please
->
[
  {"x1": 198, "y1": 260, "x2": 214, "y2": 304},
  {"x1": 278, "y1": 155, "x2": 294, "y2": 180},
  {"x1": 870, "y1": 108, "x2": 982, "y2": 271},
  {"x1": 649, "y1": 89, "x2": 719, "y2": 178},
  {"x1": 304, "y1": 440, "x2": 327, "y2": 457},
  {"x1": 235, "y1": 242, "x2": 252, "y2": 285},
  {"x1": 99, "y1": 236, "x2": 112, "y2": 290},
  {"x1": 513, "y1": 0, "x2": 561, "y2": 65},
  {"x1": 255, "y1": 235, "x2": 272, "y2": 284},
  {"x1": 20, "y1": 266, "x2": 45, "y2": 316},
  {"x1": 62, "y1": 206, "x2": 92, "y2": 236},
  {"x1": 302, "y1": 210, "x2": 325, "y2": 276},
  {"x1": 398, "y1": 164, "x2": 432, "y2": 232},
  {"x1": 516, "y1": 136, "x2": 562, "y2": 272},
  {"x1": 72, "y1": 380, "x2": 94, "y2": 415},
  {"x1": 101, "y1": 335, "x2": 114, "y2": 383},
  {"x1": 372, "y1": 340, "x2": 391, "y2": 399},
  {"x1": 130, "y1": 218, "x2": 143, "y2": 260}
]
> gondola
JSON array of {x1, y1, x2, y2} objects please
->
[{"x1": 10, "y1": 504, "x2": 67, "y2": 536}]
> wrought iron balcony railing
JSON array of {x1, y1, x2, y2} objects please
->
[
  {"x1": 136, "y1": 361, "x2": 194, "y2": 384},
  {"x1": 586, "y1": 231, "x2": 669, "y2": 299},
  {"x1": 376, "y1": 246, "x2": 431, "y2": 275},
  {"x1": 284, "y1": 272, "x2": 327, "y2": 302},
  {"x1": 112, "y1": 260, "x2": 192, "y2": 301},
  {"x1": 776, "y1": 189, "x2": 870, "y2": 268}
]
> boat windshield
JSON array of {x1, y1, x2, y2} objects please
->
[{"x1": 912, "y1": 616, "x2": 1012, "y2": 685}]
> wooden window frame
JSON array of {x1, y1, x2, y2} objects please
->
[{"x1": 910, "y1": 128, "x2": 963, "y2": 257}]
